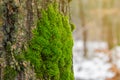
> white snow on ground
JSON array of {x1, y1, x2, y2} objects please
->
[
  {"x1": 112, "y1": 46, "x2": 120, "y2": 69},
  {"x1": 73, "y1": 40, "x2": 115, "y2": 80},
  {"x1": 73, "y1": 40, "x2": 108, "y2": 58}
]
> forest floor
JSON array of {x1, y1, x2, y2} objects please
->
[{"x1": 73, "y1": 40, "x2": 120, "y2": 80}]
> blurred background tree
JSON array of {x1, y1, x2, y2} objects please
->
[{"x1": 71, "y1": 0, "x2": 120, "y2": 50}]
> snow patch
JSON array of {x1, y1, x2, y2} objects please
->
[{"x1": 73, "y1": 40, "x2": 115, "y2": 80}]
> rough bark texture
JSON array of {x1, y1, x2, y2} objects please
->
[
  {"x1": 26, "y1": 0, "x2": 33, "y2": 40},
  {"x1": 0, "y1": 0, "x2": 36, "y2": 79},
  {"x1": 0, "y1": 0, "x2": 73, "y2": 80}
]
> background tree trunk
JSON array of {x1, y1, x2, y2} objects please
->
[{"x1": 79, "y1": 0, "x2": 88, "y2": 57}]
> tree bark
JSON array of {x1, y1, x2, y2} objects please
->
[
  {"x1": 0, "y1": 0, "x2": 73, "y2": 80},
  {"x1": 26, "y1": 0, "x2": 33, "y2": 40}
]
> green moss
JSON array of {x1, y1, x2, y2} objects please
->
[
  {"x1": 70, "y1": 23, "x2": 76, "y2": 31},
  {"x1": 25, "y1": 4, "x2": 74, "y2": 80},
  {"x1": 3, "y1": 66, "x2": 17, "y2": 80}
]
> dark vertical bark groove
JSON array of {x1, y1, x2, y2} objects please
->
[{"x1": 2, "y1": 0, "x2": 18, "y2": 65}]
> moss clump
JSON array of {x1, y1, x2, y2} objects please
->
[
  {"x1": 70, "y1": 23, "x2": 76, "y2": 31},
  {"x1": 25, "y1": 4, "x2": 74, "y2": 80},
  {"x1": 3, "y1": 66, "x2": 17, "y2": 80}
]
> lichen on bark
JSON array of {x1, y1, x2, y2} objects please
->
[{"x1": 2, "y1": 0, "x2": 19, "y2": 79}]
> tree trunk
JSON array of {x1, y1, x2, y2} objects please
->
[
  {"x1": 102, "y1": 15, "x2": 114, "y2": 49},
  {"x1": 79, "y1": 0, "x2": 87, "y2": 57},
  {"x1": 0, "y1": 0, "x2": 74, "y2": 80}
]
